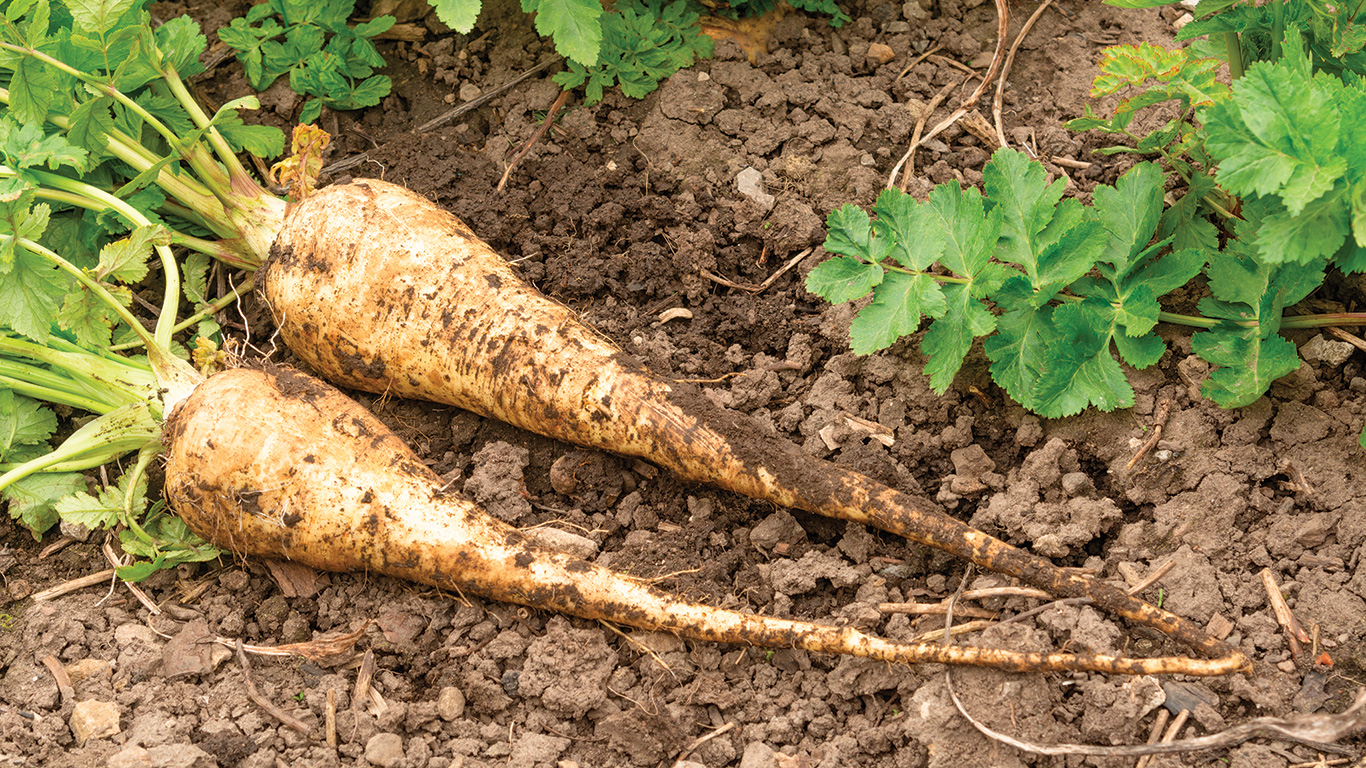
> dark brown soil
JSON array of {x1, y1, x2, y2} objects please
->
[{"x1": 3, "y1": 1, "x2": 1364, "y2": 767}]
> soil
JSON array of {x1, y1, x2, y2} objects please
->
[{"x1": 2, "y1": 1, "x2": 1364, "y2": 767}]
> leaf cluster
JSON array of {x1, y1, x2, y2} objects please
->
[
  {"x1": 809, "y1": 150, "x2": 1205, "y2": 418},
  {"x1": 552, "y1": 0, "x2": 714, "y2": 105},
  {"x1": 219, "y1": 0, "x2": 395, "y2": 124}
]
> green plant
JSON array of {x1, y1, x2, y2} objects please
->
[
  {"x1": 219, "y1": 0, "x2": 395, "y2": 124},
  {"x1": 553, "y1": 0, "x2": 713, "y2": 104},
  {"x1": 807, "y1": 135, "x2": 1366, "y2": 421}
]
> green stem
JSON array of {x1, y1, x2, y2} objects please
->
[
  {"x1": 1223, "y1": 31, "x2": 1245, "y2": 80},
  {"x1": 108, "y1": 275, "x2": 256, "y2": 353}
]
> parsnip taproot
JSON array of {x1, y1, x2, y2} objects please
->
[
  {"x1": 165, "y1": 365, "x2": 1235, "y2": 675},
  {"x1": 259, "y1": 178, "x2": 1249, "y2": 675}
]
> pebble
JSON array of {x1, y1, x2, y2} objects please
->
[
  {"x1": 1300, "y1": 334, "x2": 1355, "y2": 368},
  {"x1": 740, "y1": 741, "x2": 778, "y2": 768},
  {"x1": 65, "y1": 658, "x2": 113, "y2": 685},
  {"x1": 437, "y1": 686, "x2": 466, "y2": 721},
  {"x1": 524, "y1": 527, "x2": 599, "y2": 560},
  {"x1": 146, "y1": 744, "x2": 215, "y2": 768},
  {"x1": 365, "y1": 732, "x2": 405, "y2": 767},
  {"x1": 736, "y1": 167, "x2": 775, "y2": 211},
  {"x1": 114, "y1": 623, "x2": 159, "y2": 647},
  {"x1": 70, "y1": 699, "x2": 120, "y2": 745},
  {"x1": 866, "y1": 42, "x2": 895, "y2": 65}
]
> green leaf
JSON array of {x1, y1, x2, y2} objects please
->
[
  {"x1": 1157, "y1": 171, "x2": 1220, "y2": 253},
  {"x1": 1032, "y1": 300, "x2": 1134, "y2": 418},
  {"x1": 1250, "y1": 184, "x2": 1350, "y2": 265},
  {"x1": 984, "y1": 283, "x2": 1058, "y2": 411},
  {"x1": 0, "y1": 390, "x2": 56, "y2": 458},
  {"x1": 8, "y1": 58, "x2": 58, "y2": 125},
  {"x1": 0, "y1": 118, "x2": 89, "y2": 172},
  {"x1": 922, "y1": 286, "x2": 995, "y2": 393},
  {"x1": 54, "y1": 469, "x2": 146, "y2": 530},
  {"x1": 57, "y1": 283, "x2": 126, "y2": 348},
  {"x1": 1202, "y1": 34, "x2": 1347, "y2": 216},
  {"x1": 66, "y1": 95, "x2": 117, "y2": 159},
  {"x1": 66, "y1": 0, "x2": 134, "y2": 35},
  {"x1": 1192, "y1": 329, "x2": 1299, "y2": 407},
  {"x1": 872, "y1": 188, "x2": 943, "y2": 270},
  {"x1": 823, "y1": 203, "x2": 888, "y2": 263},
  {"x1": 5, "y1": 472, "x2": 86, "y2": 535},
  {"x1": 805, "y1": 255, "x2": 883, "y2": 304},
  {"x1": 1092, "y1": 161, "x2": 1164, "y2": 276},
  {"x1": 155, "y1": 15, "x2": 208, "y2": 77},
  {"x1": 848, "y1": 270, "x2": 946, "y2": 355},
  {"x1": 984, "y1": 148, "x2": 1066, "y2": 274},
  {"x1": 0, "y1": 247, "x2": 67, "y2": 342},
  {"x1": 524, "y1": 0, "x2": 603, "y2": 66},
  {"x1": 96, "y1": 225, "x2": 166, "y2": 284}
]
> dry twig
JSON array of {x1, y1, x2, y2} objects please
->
[
  {"x1": 31, "y1": 569, "x2": 117, "y2": 602},
  {"x1": 1262, "y1": 568, "x2": 1312, "y2": 661},
  {"x1": 890, "y1": 0, "x2": 1011, "y2": 189},
  {"x1": 236, "y1": 638, "x2": 311, "y2": 734},
  {"x1": 671, "y1": 721, "x2": 736, "y2": 767},
  {"x1": 1126, "y1": 398, "x2": 1173, "y2": 472},
  {"x1": 497, "y1": 88, "x2": 571, "y2": 192},
  {"x1": 947, "y1": 680, "x2": 1366, "y2": 757},
  {"x1": 991, "y1": 0, "x2": 1058, "y2": 149},
  {"x1": 700, "y1": 247, "x2": 815, "y2": 294},
  {"x1": 40, "y1": 655, "x2": 73, "y2": 708}
]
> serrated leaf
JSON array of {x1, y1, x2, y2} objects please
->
[
  {"x1": 1114, "y1": 331, "x2": 1166, "y2": 369},
  {"x1": 1202, "y1": 36, "x2": 1347, "y2": 216},
  {"x1": 154, "y1": 15, "x2": 207, "y2": 76},
  {"x1": 922, "y1": 285, "x2": 996, "y2": 393},
  {"x1": 0, "y1": 119, "x2": 88, "y2": 172},
  {"x1": 54, "y1": 469, "x2": 146, "y2": 530},
  {"x1": 871, "y1": 188, "x2": 943, "y2": 270},
  {"x1": 984, "y1": 148, "x2": 1067, "y2": 275},
  {"x1": 524, "y1": 0, "x2": 603, "y2": 66},
  {"x1": 1031, "y1": 299, "x2": 1133, "y2": 418},
  {"x1": 0, "y1": 247, "x2": 67, "y2": 342},
  {"x1": 5, "y1": 472, "x2": 86, "y2": 536},
  {"x1": 1192, "y1": 328, "x2": 1299, "y2": 407},
  {"x1": 805, "y1": 255, "x2": 883, "y2": 304},
  {"x1": 8, "y1": 58, "x2": 58, "y2": 125},
  {"x1": 1251, "y1": 183, "x2": 1350, "y2": 265},
  {"x1": 66, "y1": 0, "x2": 134, "y2": 35},
  {"x1": 57, "y1": 284, "x2": 124, "y2": 348},
  {"x1": 0, "y1": 389, "x2": 56, "y2": 457},
  {"x1": 66, "y1": 95, "x2": 117, "y2": 159},
  {"x1": 96, "y1": 225, "x2": 164, "y2": 284},
  {"x1": 1157, "y1": 172, "x2": 1220, "y2": 253},
  {"x1": 984, "y1": 289, "x2": 1057, "y2": 412},
  {"x1": 1092, "y1": 161, "x2": 1164, "y2": 276},
  {"x1": 823, "y1": 203, "x2": 887, "y2": 263},
  {"x1": 848, "y1": 270, "x2": 945, "y2": 355}
]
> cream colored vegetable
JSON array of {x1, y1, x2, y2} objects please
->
[
  {"x1": 165, "y1": 366, "x2": 1237, "y2": 674},
  {"x1": 258, "y1": 178, "x2": 1246, "y2": 675}
]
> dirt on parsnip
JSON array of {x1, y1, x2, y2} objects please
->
[{"x1": 0, "y1": 1, "x2": 1362, "y2": 766}]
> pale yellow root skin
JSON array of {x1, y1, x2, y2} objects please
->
[
  {"x1": 165, "y1": 367, "x2": 1241, "y2": 674},
  {"x1": 259, "y1": 179, "x2": 1248, "y2": 675}
]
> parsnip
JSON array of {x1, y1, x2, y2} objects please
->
[
  {"x1": 164, "y1": 366, "x2": 1240, "y2": 675},
  {"x1": 259, "y1": 179, "x2": 1249, "y2": 675}
]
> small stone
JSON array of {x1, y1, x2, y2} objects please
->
[
  {"x1": 114, "y1": 623, "x2": 158, "y2": 647},
  {"x1": 1301, "y1": 334, "x2": 1355, "y2": 368},
  {"x1": 437, "y1": 686, "x2": 466, "y2": 721},
  {"x1": 458, "y1": 83, "x2": 481, "y2": 102},
  {"x1": 736, "y1": 167, "x2": 775, "y2": 212},
  {"x1": 106, "y1": 745, "x2": 151, "y2": 768},
  {"x1": 674, "y1": 762, "x2": 706, "y2": 768},
  {"x1": 1278, "y1": 659, "x2": 1298, "y2": 673},
  {"x1": 866, "y1": 42, "x2": 895, "y2": 65},
  {"x1": 1060, "y1": 472, "x2": 1096, "y2": 498},
  {"x1": 524, "y1": 527, "x2": 599, "y2": 560},
  {"x1": 146, "y1": 744, "x2": 216, "y2": 768},
  {"x1": 365, "y1": 732, "x2": 405, "y2": 767},
  {"x1": 740, "y1": 741, "x2": 778, "y2": 768},
  {"x1": 70, "y1": 699, "x2": 120, "y2": 745},
  {"x1": 66, "y1": 658, "x2": 113, "y2": 685}
]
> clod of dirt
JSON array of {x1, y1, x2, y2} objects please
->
[
  {"x1": 749, "y1": 510, "x2": 806, "y2": 551},
  {"x1": 364, "y1": 732, "x2": 405, "y2": 767},
  {"x1": 517, "y1": 617, "x2": 617, "y2": 719},
  {"x1": 1036, "y1": 603, "x2": 1123, "y2": 656},
  {"x1": 764, "y1": 549, "x2": 861, "y2": 596},
  {"x1": 549, "y1": 449, "x2": 625, "y2": 512},
  {"x1": 970, "y1": 440, "x2": 1123, "y2": 557},
  {"x1": 161, "y1": 619, "x2": 227, "y2": 679},
  {"x1": 465, "y1": 440, "x2": 532, "y2": 522}
]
